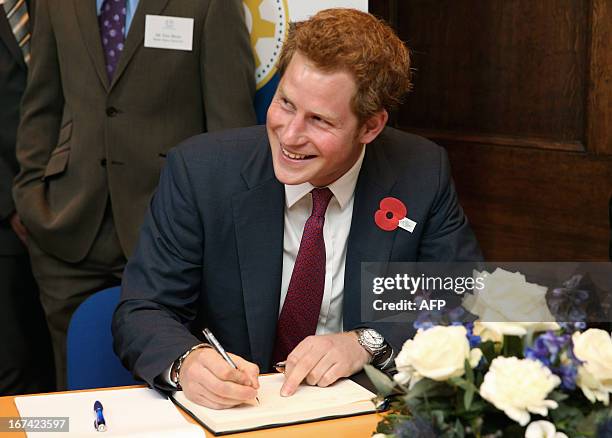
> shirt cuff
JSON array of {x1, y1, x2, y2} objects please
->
[{"x1": 163, "y1": 364, "x2": 177, "y2": 388}]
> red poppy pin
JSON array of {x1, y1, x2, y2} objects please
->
[{"x1": 374, "y1": 197, "x2": 417, "y2": 233}]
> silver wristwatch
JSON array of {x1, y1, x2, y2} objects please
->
[{"x1": 354, "y1": 328, "x2": 389, "y2": 365}]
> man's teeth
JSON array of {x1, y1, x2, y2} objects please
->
[{"x1": 282, "y1": 147, "x2": 309, "y2": 160}]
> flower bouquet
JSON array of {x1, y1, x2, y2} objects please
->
[{"x1": 366, "y1": 268, "x2": 612, "y2": 437}]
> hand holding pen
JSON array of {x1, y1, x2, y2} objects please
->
[
  {"x1": 174, "y1": 328, "x2": 260, "y2": 409},
  {"x1": 202, "y1": 328, "x2": 260, "y2": 404}
]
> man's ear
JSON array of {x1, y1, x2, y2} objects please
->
[{"x1": 358, "y1": 109, "x2": 388, "y2": 145}]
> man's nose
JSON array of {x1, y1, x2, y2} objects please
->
[{"x1": 280, "y1": 115, "x2": 307, "y2": 146}]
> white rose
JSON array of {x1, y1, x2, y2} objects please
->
[
  {"x1": 473, "y1": 321, "x2": 503, "y2": 343},
  {"x1": 572, "y1": 329, "x2": 612, "y2": 405},
  {"x1": 479, "y1": 357, "x2": 560, "y2": 426},
  {"x1": 525, "y1": 421, "x2": 568, "y2": 438},
  {"x1": 395, "y1": 325, "x2": 482, "y2": 385},
  {"x1": 464, "y1": 268, "x2": 559, "y2": 336}
]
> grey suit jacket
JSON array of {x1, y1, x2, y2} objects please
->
[
  {"x1": 13, "y1": 0, "x2": 256, "y2": 262},
  {"x1": 112, "y1": 125, "x2": 483, "y2": 390},
  {"x1": 0, "y1": 0, "x2": 30, "y2": 255}
]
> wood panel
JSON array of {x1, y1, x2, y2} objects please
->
[
  {"x1": 390, "y1": 0, "x2": 612, "y2": 261},
  {"x1": 587, "y1": 0, "x2": 612, "y2": 155},
  {"x1": 446, "y1": 142, "x2": 612, "y2": 261},
  {"x1": 397, "y1": 0, "x2": 587, "y2": 149}
]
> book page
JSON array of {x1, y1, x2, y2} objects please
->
[
  {"x1": 14, "y1": 387, "x2": 204, "y2": 438},
  {"x1": 172, "y1": 374, "x2": 376, "y2": 432}
]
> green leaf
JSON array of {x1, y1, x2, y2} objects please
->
[
  {"x1": 431, "y1": 409, "x2": 446, "y2": 426},
  {"x1": 480, "y1": 340, "x2": 497, "y2": 363},
  {"x1": 464, "y1": 359, "x2": 474, "y2": 384},
  {"x1": 363, "y1": 364, "x2": 395, "y2": 397},
  {"x1": 502, "y1": 335, "x2": 523, "y2": 358},
  {"x1": 575, "y1": 407, "x2": 612, "y2": 436},
  {"x1": 463, "y1": 385, "x2": 475, "y2": 411},
  {"x1": 548, "y1": 390, "x2": 569, "y2": 403},
  {"x1": 454, "y1": 419, "x2": 465, "y2": 438},
  {"x1": 448, "y1": 377, "x2": 468, "y2": 389},
  {"x1": 448, "y1": 377, "x2": 478, "y2": 393},
  {"x1": 405, "y1": 378, "x2": 441, "y2": 400},
  {"x1": 463, "y1": 359, "x2": 475, "y2": 411}
]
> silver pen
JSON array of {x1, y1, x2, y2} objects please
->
[{"x1": 202, "y1": 328, "x2": 260, "y2": 403}]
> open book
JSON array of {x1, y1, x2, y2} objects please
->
[{"x1": 170, "y1": 374, "x2": 377, "y2": 435}]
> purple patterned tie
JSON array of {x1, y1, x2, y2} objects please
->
[
  {"x1": 273, "y1": 188, "x2": 334, "y2": 363},
  {"x1": 98, "y1": 0, "x2": 126, "y2": 82}
]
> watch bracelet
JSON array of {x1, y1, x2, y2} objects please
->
[
  {"x1": 172, "y1": 343, "x2": 211, "y2": 389},
  {"x1": 372, "y1": 345, "x2": 394, "y2": 370}
]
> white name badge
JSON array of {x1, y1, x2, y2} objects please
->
[
  {"x1": 398, "y1": 217, "x2": 417, "y2": 233},
  {"x1": 144, "y1": 15, "x2": 193, "y2": 51}
]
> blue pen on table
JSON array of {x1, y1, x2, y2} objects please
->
[
  {"x1": 93, "y1": 400, "x2": 106, "y2": 432},
  {"x1": 202, "y1": 328, "x2": 260, "y2": 404}
]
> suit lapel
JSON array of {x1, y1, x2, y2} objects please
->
[
  {"x1": 73, "y1": 0, "x2": 109, "y2": 91},
  {"x1": 110, "y1": 0, "x2": 169, "y2": 91},
  {"x1": 343, "y1": 132, "x2": 398, "y2": 329},
  {"x1": 233, "y1": 135, "x2": 284, "y2": 371},
  {"x1": 0, "y1": 2, "x2": 27, "y2": 69}
]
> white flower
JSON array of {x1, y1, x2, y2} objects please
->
[
  {"x1": 572, "y1": 329, "x2": 612, "y2": 405},
  {"x1": 464, "y1": 268, "x2": 559, "y2": 337},
  {"x1": 479, "y1": 357, "x2": 560, "y2": 426},
  {"x1": 473, "y1": 321, "x2": 503, "y2": 343},
  {"x1": 525, "y1": 421, "x2": 568, "y2": 438},
  {"x1": 395, "y1": 325, "x2": 481, "y2": 385},
  {"x1": 372, "y1": 434, "x2": 388, "y2": 438}
]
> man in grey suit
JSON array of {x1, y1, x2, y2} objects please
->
[
  {"x1": 13, "y1": 0, "x2": 256, "y2": 390},
  {"x1": 113, "y1": 9, "x2": 482, "y2": 409},
  {"x1": 1, "y1": 0, "x2": 54, "y2": 394}
]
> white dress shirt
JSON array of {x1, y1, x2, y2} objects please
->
[{"x1": 281, "y1": 146, "x2": 365, "y2": 334}]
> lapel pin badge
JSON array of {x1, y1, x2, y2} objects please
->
[{"x1": 374, "y1": 197, "x2": 417, "y2": 233}]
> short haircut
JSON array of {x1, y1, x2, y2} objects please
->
[{"x1": 277, "y1": 8, "x2": 412, "y2": 123}]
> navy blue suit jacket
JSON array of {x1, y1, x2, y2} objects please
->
[{"x1": 112, "y1": 125, "x2": 482, "y2": 390}]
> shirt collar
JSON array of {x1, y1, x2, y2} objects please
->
[{"x1": 284, "y1": 145, "x2": 366, "y2": 210}]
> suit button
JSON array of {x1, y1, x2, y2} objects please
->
[
  {"x1": 100, "y1": 158, "x2": 107, "y2": 167},
  {"x1": 106, "y1": 107, "x2": 118, "y2": 117}
]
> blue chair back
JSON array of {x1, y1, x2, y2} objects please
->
[{"x1": 67, "y1": 286, "x2": 139, "y2": 389}]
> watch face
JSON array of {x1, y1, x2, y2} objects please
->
[{"x1": 363, "y1": 329, "x2": 385, "y2": 349}]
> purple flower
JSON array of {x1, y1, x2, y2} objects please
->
[
  {"x1": 525, "y1": 331, "x2": 581, "y2": 390},
  {"x1": 548, "y1": 273, "x2": 606, "y2": 325},
  {"x1": 413, "y1": 319, "x2": 435, "y2": 331},
  {"x1": 555, "y1": 364, "x2": 578, "y2": 390}
]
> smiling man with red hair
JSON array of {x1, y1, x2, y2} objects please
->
[{"x1": 113, "y1": 8, "x2": 481, "y2": 409}]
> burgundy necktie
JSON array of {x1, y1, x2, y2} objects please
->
[
  {"x1": 98, "y1": 0, "x2": 126, "y2": 81},
  {"x1": 273, "y1": 188, "x2": 334, "y2": 363}
]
